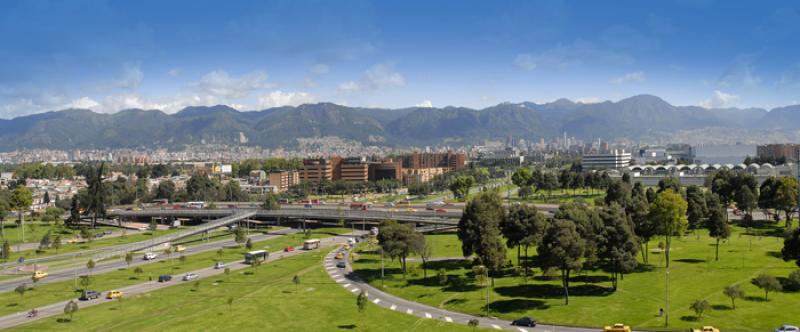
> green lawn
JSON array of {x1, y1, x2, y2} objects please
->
[
  {"x1": 511, "y1": 187, "x2": 605, "y2": 205},
  {"x1": 1, "y1": 223, "x2": 115, "y2": 246},
  {"x1": 10, "y1": 246, "x2": 482, "y2": 331},
  {"x1": 0, "y1": 227, "x2": 350, "y2": 317},
  {"x1": 353, "y1": 226, "x2": 800, "y2": 331}
]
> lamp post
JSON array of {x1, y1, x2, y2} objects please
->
[{"x1": 665, "y1": 266, "x2": 669, "y2": 327}]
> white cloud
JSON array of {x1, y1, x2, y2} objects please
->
[
  {"x1": 308, "y1": 63, "x2": 330, "y2": 75},
  {"x1": 514, "y1": 39, "x2": 634, "y2": 71},
  {"x1": 65, "y1": 97, "x2": 100, "y2": 109},
  {"x1": 111, "y1": 63, "x2": 144, "y2": 89},
  {"x1": 256, "y1": 91, "x2": 317, "y2": 108},
  {"x1": 337, "y1": 63, "x2": 405, "y2": 92},
  {"x1": 192, "y1": 70, "x2": 272, "y2": 98},
  {"x1": 415, "y1": 100, "x2": 433, "y2": 108},
  {"x1": 575, "y1": 97, "x2": 603, "y2": 104},
  {"x1": 699, "y1": 90, "x2": 740, "y2": 108},
  {"x1": 167, "y1": 68, "x2": 181, "y2": 77},
  {"x1": 718, "y1": 54, "x2": 761, "y2": 87},
  {"x1": 610, "y1": 71, "x2": 645, "y2": 84},
  {"x1": 304, "y1": 77, "x2": 319, "y2": 88}
]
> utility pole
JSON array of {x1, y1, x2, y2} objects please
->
[
  {"x1": 665, "y1": 266, "x2": 669, "y2": 327},
  {"x1": 485, "y1": 267, "x2": 490, "y2": 317}
]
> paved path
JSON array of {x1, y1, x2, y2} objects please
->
[
  {"x1": 0, "y1": 228, "x2": 300, "y2": 292},
  {"x1": 0, "y1": 233, "x2": 358, "y2": 329},
  {"x1": 323, "y1": 247, "x2": 614, "y2": 332}
]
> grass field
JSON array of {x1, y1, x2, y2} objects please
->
[
  {"x1": 353, "y1": 226, "x2": 800, "y2": 331},
  {"x1": 9, "y1": 246, "x2": 481, "y2": 332},
  {"x1": 0, "y1": 227, "x2": 350, "y2": 317},
  {"x1": 511, "y1": 187, "x2": 605, "y2": 205},
  {"x1": 1, "y1": 223, "x2": 117, "y2": 246}
]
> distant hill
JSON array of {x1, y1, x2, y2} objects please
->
[{"x1": 0, "y1": 95, "x2": 798, "y2": 151}]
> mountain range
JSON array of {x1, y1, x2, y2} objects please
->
[{"x1": 0, "y1": 94, "x2": 798, "y2": 151}]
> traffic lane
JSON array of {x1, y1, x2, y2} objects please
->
[
  {"x1": 0, "y1": 233, "x2": 360, "y2": 329},
  {"x1": 325, "y1": 248, "x2": 604, "y2": 332},
  {"x1": 0, "y1": 228, "x2": 299, "y2": 292}
]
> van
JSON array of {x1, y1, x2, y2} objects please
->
[{"x1": 106, "y1": 290, "x2": 124, "y2": 299}]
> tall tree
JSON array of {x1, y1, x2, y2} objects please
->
[
  {"x1": 734, "y1": 185, "x2": 757, "y2": 224},
  {"x1": 706, "y1": 193, "x2": 731, "y2": 261},
  {"x1": 511, "y1": 167, "x2": 533, "y2": 199},
  {"x1": 657, "y1": 176, "x2": 682, "y2": 194},
  {"x1": 457, "y1": 191, "x2": 507, "y2": 281},
  {"x1": 597, "y1": 203, "x2": 639, "y2": 291},
  {"x1": 449, "y1": 175, "x2": 475, "y2": 200},
  {"x1": 0, "y1": 190, "x2": 10, "y2": 238},
  {"x1": 500, "y1": 205, "x2": 545, "y2": 267},
  {"x1": 753, "y1": 273, "x2": 782, "y2": 300},
  {"x1": 685, "y1": 186, "x2": 708, "y2": 230},
  {"x1": 649, "y1": 189, "x2": 688, "y2": 268},
  {"x1": 537, "y1": 219, "x2": 586, "y2": 305},
  {"x1": 85, "y1": 163, "x2": 107, "y2": 229},
  {"x1": 774, "y1": 177, "x2": 799, "y2": 228},
  {"x1": 723, "y1": 284, "x2": 745, "y2": 309},
  {"x1": 629, "y1": 191, "x2": 655, "y2": 263},
  {"x1": 10, "y1": 186, "x2": 33, "y2": 242},
  {"x1": 377, "y1": 220, "x2": 422, "y2": 278},
  {"x1": 154, "y1": 180, "x2": 176, "y2": 202},
  {"x1": 783, "y1": 227, "x2": 800, "y2": 267}
]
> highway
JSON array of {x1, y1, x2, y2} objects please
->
[
  {"x1": 0, "y1": 227, "x2": 300, "y2": 293},
  {"x1": 0, "y1": 233, "x2": 358, "y2": 329}
]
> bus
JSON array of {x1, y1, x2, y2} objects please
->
[
  {"x1": 303, "y1": 239, "x2": 321, "y2": 250},
  {"x1": 244, "y1": 250, "x2": 268, "y2": 264},
  {"x1": 187, "y1": 201, "x2": 205, "y2": 209}
]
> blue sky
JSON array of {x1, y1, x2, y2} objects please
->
[{"x1": 1, "y1": 0, "x2": 799, "y2": 118}]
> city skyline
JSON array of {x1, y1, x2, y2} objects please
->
[{"x1": 2, "y1": 1, "x2": 800, "y2": 119}]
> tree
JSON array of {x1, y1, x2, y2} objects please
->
[
  {"x1": 356, "y1": 290, "x2": 367, "y2": 313},
  {"x1": 734, "y1": 185, "x2": 757, "y2": 225},
  {"x1": 15, "y1": 283, "x2": 26, "y2": 303},
  {"x1": 79, "y1": 275, "x2": 90, "y2": 289},
  {"x1": 53, "y1": 235, "x2": 62, "y2": 253},
  {"x1": 134, "y1": 266, "x2": 144, "y2": 277},
  {"x1": 774, "y1": 177, "x2": 799, "y2": 228},
  {"x1": 292, "y1": 275, "x2": 300, "y2": 291},
  {"x1": 125, "y1": 252, "x2": 133, "y2": 267},
  {"x1": 501, "y1": 205, "x2": 546, "y2": 269},
  {"x1": 437, "y1": 268, "x2": 448, "y2": 285},
  {"x1": 85, "y1": 163, "x2": 107, "y2": 229},
  {"x1": 449, "y1": 175, "x2": 475, "y2": 200},
  {"x1": 537, "y1": 219, "x2": 585, "y2": 305},
  {"x1": 86, "y1": 259, "x2": 96, "y2": 279},
  {"x1": 67, "y1": 195, "x2": 81, "y2": 227},
  {"x1": 245, "y1": 238, "x2": 253, "y2": 250},
  {"x1": 597, "y1": 203, "x2": 639, "y2": 291},
  {"x1": 782, "y1": 227, "x2": 800, "y2": 267},
  {"x1": 411, "y1": 235, "x2": 433, "y2": 279},
  {"x1": 649, "y1": 189, "x2": 688, "y2": 268},
  {"x1": 234, "y1": 226, "x2": 246, "y2": 247},
  {"x1": 154, "y1": 180, "x2": 176, "y2": 202},
  {"x1": 63, "y1": 300, "x2": 79, "y2": 321},
  {"x1": 457, "y1": 191, "x2": 506, "y2": 282},
  {"x1": 227, "y1": 296, "x2": 234, "y2": 313},
  {"x1": 377, "y1": 220, "x2": 421, "y2": 278},
  {"x1": 706, "y1": 193, "x2": 731, "y2": 261},
  {"x1": 629, "y1": 193, "x2": 655, "y2": 263},
  {"x1": 657, "y1": 176, "x2": 682, "y2": 194},
  {"x1": 0, "y1": 193, "x2": 9, "y2": 239},
  {"x1": 604, "y1": 180, "x2": 632, "y2": 208},
  {"x1": 685, "y1": 186, "x2": 708, "y2": 230},
  {"x1": 179, "y1": 255, "x2": 186, "y2": 265},
  {"x1": 39, "y1": 230, "x2": 51, "y2": 250},
  {"x1": 690, "y1": 299, "x2": 711, "y2": 318},
  {"x1": 216, "y1": 248, "x2": 224, "y2": 260},
  {"x1": 723, "y1": 284, "x2": 745, "y2": 309},
  {"x1": 511, "y1": 168, "x2": 533, "y2": 199},
  {"x1": 1, "y1": 241, "x2": 10, "y2": 261},
  {"x1": 753, "y1": 273, "x2": 781, "y2": 300},
  {"x1": 468, "y1": 318, "x2": 480, "y2": 331},
  {"x1": 263, "y1": 193, "x2": 281, "y2": 210},
  {"x1": 10, "y1": 186, "x2": 33, "y2": 242}
]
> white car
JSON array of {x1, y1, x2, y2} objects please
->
[
  {"x1": 182, "y1": 273, "x2": 199, "y2": 281},
  {"x1": 143, "y1": 252, "x2": 157, "y2": 260},
  {"x1": 775, "y1": 326, "x2": 799, "y2": 332},
  {"x1": 214, "y1": 262, "x2": 226, "y2": 269}
]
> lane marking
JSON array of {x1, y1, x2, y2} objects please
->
[
  {"x1": 390, "y1": 304, "x2": 396, "y2": 310},
  {"x1": 350, "y1": 288, "x2": 359, "y2": 293},
  {"x1": 517, "y1": 328, "x2": 528, "y2": 332},
  {"x1": 424, "y1": 312, "x2": 432, "y2": 319},
  {"x1": 444, "y1": 316, "x2": 453, "y2": 323},
  {"x1": 406, "y1": 309, "x2": 413, "y2": 314},
  {"x1": 372, "y1": 298, "x2": 381, "y2": 304},
  {"x1": 343, "y1": 283, "x2": 351, "y2": 288},
  {"x1": 491, "y1": 324, "x2": 502, "y2": 330}
]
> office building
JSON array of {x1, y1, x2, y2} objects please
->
[{"x1": 582, "y1": 150, "x2": 632, "y2": 170}]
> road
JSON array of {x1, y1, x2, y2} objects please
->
[
  {"x1": 0, "y1": 227, "x2": 300, "y2": 293},
  {"x1": 0, "y1": 233, "x2": 358, "y2": 330},
  {"x1": 325, "y1": 247, "x2": 634, "y2": 332}
]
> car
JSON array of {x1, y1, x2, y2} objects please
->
[
  {"x1": 336, "y1": 261, "x2": 346, "y2": 268},
  {"x1": 388, "y1": 208, "x2": 398, "y2": 212},
  {"x1": 143, "y1": 252, "x2": 157, "y2": 260},
  {"x1": 79, "y1": 290, "x2": 100, "y2": 301},
  {"x1": 435, "y1": 208, "x2": 447, "y2": 213},
  {"x1": 32, "y1": 270, "x2": 48, "y2": 280},
  {"x1": 384, "y1": 202, "x2": 396, "y2": 208},
  {"x1": 158, "y1": 274, "x2": 172, "y2": 282},
  {"x1": 284, "y1": 246, "x2": 295, "y2": 252},
  {"x1": 776, "y1": 326, "x2": 800, "y2": 332},
  {"x1": 182, "y1": 273, "x2": 199, "y2": 281},
  {"x1": 214, "y1": 262, "x2": 226, "y2": 269},
  {"x1": 691, "y1": 327, "x2": 720, "y2": 332},
  {"x1": 405, "y1": 208, "x2": 417, "y2": 213},
  {"x1": 511, "y1": 316, "x2": 537, "y2": 327},
  {"x1": 174, "y1": 245, "x2": 186, "y2": 253},
  {"x1": 106, "y1": 290, "x2": 124, "y2": 299},
  {"x1": 604, "y1": 324, "x2": 631, "y2": 332},
  {"x1": 343, "y1": 244, "x2": 351, "y2": 250},
  {"x1": 103, "y1": 230, "x2": 113, "y2": 235},
  {"x1": 335, "y1": 252, "x2": 344, "y2": 260}
]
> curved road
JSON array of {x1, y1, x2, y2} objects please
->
[{"x1": 324, "y1": 247, "x2": 621, "y2": 332}]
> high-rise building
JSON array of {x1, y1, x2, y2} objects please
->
[
  {"x1": 402, "y1": 152, "x2": 465, "y2": 171},
  {"x1": 268, "y1": 170, "x2": 299, "y2": 192},
  {"x1": 299, "y1": 158, "x2": 336, "y2": 184},
  {"x1": 757, "y1": 144, "x2": 800, "y2": 163},
  {"x1": 340, "y1": 157, "x2": 369, "y2": 182},
  {"x1": 582, "y1": 150, "x2": 632, "y2": 170}
]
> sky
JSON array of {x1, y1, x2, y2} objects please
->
[{"x1": 1, "y1": 0, "x2": 800, "y2": 118}]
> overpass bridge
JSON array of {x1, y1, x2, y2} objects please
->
[{"x1": 108, "y1": 208, "x2": 460, "y2": 226}]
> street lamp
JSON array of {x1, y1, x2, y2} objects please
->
[{"x1": 665, "y1": 266, "x2": 669, "y2": 327}]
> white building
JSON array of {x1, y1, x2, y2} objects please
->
[{"x1": 582, "y1": 150, "x2": 631, "y2": 170}]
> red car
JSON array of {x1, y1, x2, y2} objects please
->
[
  {"x1": 284, "y1": 246, "x2": 295, "y2": 252},
  {"x1": 435, "y1": 208, "x2": 448, "y2": 213}
]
